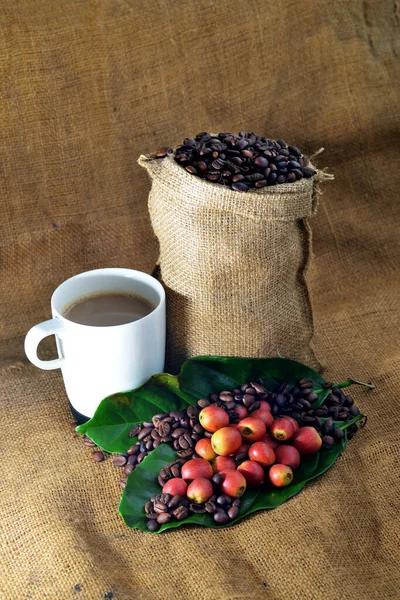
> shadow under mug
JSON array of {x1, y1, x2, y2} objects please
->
[{"x1": 24, "y1": 268, "x2": 166, "y2": 422}]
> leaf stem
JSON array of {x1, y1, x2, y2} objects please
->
[
  {"x1": 338, "y1": 413, "x2": 366, "y2": 430},
  {"x1": 313, "y1": 379, "x2": 375, "y2": 395},
  {"x1": 334, "y1": 379, "x2": 375, "y2": 390}
]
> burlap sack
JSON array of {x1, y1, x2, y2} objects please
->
[{"x1": 140, "y1": 154, "x2": 325, "y2": 372}]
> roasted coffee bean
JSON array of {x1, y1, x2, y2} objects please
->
[
  {"x1": 180, "y1": 416, "x2": 190, "y2": 428},
  {"x1": 302, "y1": 416, "x2": 316, "y2": 424},
  {"x1": 113, "y1": 455, "x2": 127, "y2": 467},
  {"x1": 119, "y1": 477, "x2": 127, "y2": 489},
  {"x1": 127, "y1": 455, "x2": 137, "y2": 466},
  {"x1": 147, "y1": 510, "x2": 158, "y2": 520},
  {"x1": 157, "y1": 512, "x2": 171, "y2": 525},
  {"x1": 232, "y1": 181, "x2": 248, "y2": 192},
  {"x1": 127, "y1": 445, "x2": 139, "y2": 455},
  {"x1": 158, "y1": 421, "x2": 171, "y2": 437},
  {"x1": 147, "y1": 519, "x2": 160, "y2": 531},
  {"x1": 184, "y1": 432, "x2": 194, "y2": 446},
  {"x1": 137, "y1": 426, "x2": 152, "y2": 441},
  {"x1": 159, "y1": 493, "x2": 171, "y2": 504},
  {"x1": 83, "y1": 437, "x2": 96, "y2": 447},
  {"x1": 248, "y1": 401, "x2": 260, "y2": 413},
  {"x1": 190, "y1": 503, "x2": 206, "y2": 514},
  {"x1": 316, "y1": 408, "x2": 328, "y2": 417},
  {"x1": 332, "y1": 388, "x2": 343, "y2": 398},
  {"x1": 172, "y1": 427, "x2": 187, "y2": 439},
  {"x1": 323, "y1": 418, "x2": 334, "y2": 435},
  {"x1": 330, "y1": 406, "x2": 340, "y2": 420},
  {"x1": 159, "y1": 468, "x2": 171, "y2": 480},
  {"x1": 153, "y1": 502, "x2": 167, "y2": 514},
  {"x1": 153, "y1": 439, "x2": 161, "y2": 449},
  {"x1": 314, "y1": 416, "x2": 323, "y2": 429},
  {"x1": 169, "y1": 410, "x2": 183, "y2": 421},
  {"x1": 171, "y1": 465, "x2": 181, "y2": 478},
  {"x1": 344, "y1": 395, "x2": 354, "y2": 406},
  {"x1": 129, "y1": 424, "x2": 142, "y2": 437},
  {"x1": 349, "y1": 405, "x2": 360, "y2": 416},
  {"x1": 124, "y1": 463, "x2": 134, "y2": 476},
  {"x1": 145, "y1": 500, "x2": 153, "y2": 514},
  {"x1": 302, "y1": 167, "x2": 316, "y2": 178},
  {"x1": 167, "y1": 495, "x2": 181, "y2": 509},
  {"x1": 193, "y1": 423, "x2": 204, "y2": 434},
  {"x1": 155, "y1": 146, "x2": 173, "y2": 158},
  {"x1": 338, "y1": 411, "x2": 349, "y2": 420},
  {"x1": 203, "y1": 431, "x2": 212, "y2": 438},
  {"x1": 232, "y1": 499, "x2": 241, "y2": 507},
  {"x1": 187, "y1": 405, "x2": 198, "y2": 417},
  {"x1": 217, "y1": 494, "x2": 231, "y2": 506},
  {"x1": 212, "y1": 473, "x2": 223, "y2": 486},
  {"x1": 235, "y1": 452, "x2": 248, "y2": 466},
  {"x1": 219, "y1": 391, "x2": 233, "y2": 402},
  {"x1": 254, "y1": 156, "x2": 269, "y2": 168},
  {"x1": 205, "y1": 501, "x2": 217, "y2": 514},
  {"x1": 214, "y1": 510, "x2": 230, "y2": 525},
  {"x1": 173, "y1": 506, "x2": 189, "y2": 520},
  {"x1": 227, "y1": 506, "x2": 239, "y2": 520},
  {"x1": 178, "y1": 435, "x2": 190, "y2": 449},
  {"x1": 292, "y1": 169, "x2": 303, "y2": 180},
  {"x1": 151, "y1": 429, "x2": 161, "y2": 440},
  {"x1": 242, "y1": 394, "x2": 255, "y2": 407},
  {"x1": 198, "y1": 399, "x2": 210, "y2": 408},
  {"x1": 177, "y1": 448, "x2": 194, "y2": 458},
  {"x1": 158, "y1": 475, "x2": 167, "y2": 487},
  {"x1": 322, "y1": 435, "x2": 335, "y2": 448},
  {"x1": 91, "y1": 451, "x2": 104, "y2": 462},
  {"x1": 333, "y1": 428, "x2": 345, "y2": 441},
  {"x1": 137, "y1": 452, "x2": 147, "y2": 463},
  {"x1": 160, "y1": 435, "x2": 172, "y2": 444}
]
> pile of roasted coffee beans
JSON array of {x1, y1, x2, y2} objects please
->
[
  {"x1": 155, "y1": 131, "x2": 316, "y2": 191},
  {"x1": 144, "y1": 461, "x2": 241, "y2": 531}
]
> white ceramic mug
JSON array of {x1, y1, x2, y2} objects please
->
[{"x1": 24, "y1": 268, "x2": 166, "y2": 422}]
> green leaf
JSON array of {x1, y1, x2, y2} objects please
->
[
  {"x1": 76, "y1": 374, "x2": 194, "y2": 453},
  {"x1": 179, "y1": 356, "x2": 325, "y2": 399},
  {"x1": 119, "y1": 435, "x2": 346, "y2": 533},
  {"x1": 77, "y1": 355, "x2": 359, "y2": 532}
]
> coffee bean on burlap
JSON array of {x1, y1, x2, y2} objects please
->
[{"x1": 91, "y1": 451, "x2": 104, "y2": 462}]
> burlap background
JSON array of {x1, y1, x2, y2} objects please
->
[
  {"x1": 0, "y1": 1, "x2": 399, "y2": 599},
  {"x1": 141, "y1": 154, "x2": 320, "y2": 371}
]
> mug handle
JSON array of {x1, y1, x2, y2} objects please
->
[{"x1": 24, "y1": 318, "x2": 66, "y2": 370}]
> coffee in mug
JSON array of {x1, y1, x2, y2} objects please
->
[{"x1": 62, "y1": 291, "x2": 155, "y2": 327}]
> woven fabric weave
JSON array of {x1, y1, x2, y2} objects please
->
[
  {"x1": 0, "y1": 0, "x2": 399, "y2": 598},
  {"x1": 141, "y1": 155, "x2": 321, "y2": 371}
]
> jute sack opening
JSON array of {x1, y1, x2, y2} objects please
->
[{"x1": 139, "y1": 154, "x2": 328, "y2": 372}]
